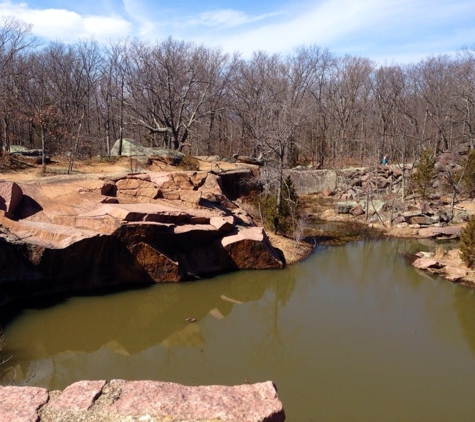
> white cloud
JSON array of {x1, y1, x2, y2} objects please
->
[
  {"x1": 0, "y1": 0, "x2": 473, "y2": 63},
  {"x1": 196, "y1": 0, "x2": 386, "y2": 56},
  {"x1": 0, "y1": 0, "x2": 132, "y2": 42},
  {"x1": 192, "y1": 0, "x2": 475, "y2": 62},
  {"x1": 188, "y1": 9, "x2": 280, "y2": 28},
  {"x1": 122, "y1": 0, "x2": 162, "y2": 40}
]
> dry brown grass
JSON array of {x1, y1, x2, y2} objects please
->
[{"x1": 433, "y1": 246, "x2": 448, "y2": 260}]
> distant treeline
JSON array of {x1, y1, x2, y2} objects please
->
[{"x1": 1, "y1": 17, "x2": 474, "y2": 168}]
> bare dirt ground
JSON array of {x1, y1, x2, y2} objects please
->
[
  {"x1": 0, "y1": 155, "x2": 211, "y2": 181},
  {"x1": 267, "y1": 232, "x2": 314, "y2": 265}
]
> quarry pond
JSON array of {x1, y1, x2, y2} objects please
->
[{"x1": 2, "y1": 238, "x2": 475, "y2": 422}]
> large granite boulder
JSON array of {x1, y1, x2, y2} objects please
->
[
  {"x1": 1, "y1": 380, "x2": 285, "y2": 422},
  {"x1": 110, "y1": 138, "x2": 146, "y2": 156},
  {"x1": 0, "y1": 181, "x2": 23, "y2": 215},
  {"x1": 221, "y1": 227, "x2": 285, "y2": 270},
  {"x1": 0, "y1": 384, "x2": 49, "y2": 422},
  {"x1": 115, "y1": 177, "x2": 160, "y2": 201}
]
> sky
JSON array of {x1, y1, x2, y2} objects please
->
[{"x1": 0, "y1": 0, "x2": 474, "y2": 65}]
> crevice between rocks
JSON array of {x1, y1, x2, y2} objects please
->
[{"x1": 89, "y1": 380, "x2": 123, "y2": 410}]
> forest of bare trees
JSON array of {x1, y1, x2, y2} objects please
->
[{"x1": 1, "y1": 17, "x2": 475, "y2": 169}]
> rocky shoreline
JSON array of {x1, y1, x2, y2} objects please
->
[
  {"x1": 411, "y1": 248, "x2": 475, "y2": 288},
  {"x1": 2, "y1": 157, "x2": 475, "y2": 421},
  {"x1": 0, "y1": 162, "x2": 292, "y2": 421},
  {"x1": 0, "y1": 166, "x2": 286, "y2": 308}
]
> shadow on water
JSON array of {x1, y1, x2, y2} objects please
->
[
  {"x1": 0, "y1": 268, "x2": 297, "y2": 389},
  {"x1": 0, "y1": 283, "x2": 152, "y2": 329},
  {"x1": 453, "y1": 286, "x2": 475, "y2": 357}
]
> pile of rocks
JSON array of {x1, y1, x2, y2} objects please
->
[
  {"x1": 323, "y1": 160, "x2": 471, "y2": 230},
  {"x1": 336, "y1": 165, "x2": 408, "y2": 201},
  {"x1": 332, "y1": 195, "x2": 469, "y2": 235}
]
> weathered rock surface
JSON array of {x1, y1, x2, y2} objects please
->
[
  {"x1": 284, "y1": 168, "x2": 337, "y2": 195},
  {"x1": 0, "y1": 380, "x2": 285, "y2": 422},
  {"x1": 412, "y1": 249, "x2": 475, "y2": 286},
  {"x1": 418, "y1": 226, "x2": 462, "y2": 239},
  {"x1": 0, "y1": 181, "x2": 23, "y2": 215},
  {"x1": 0, "y1": 168, "x2": 284, "y2": 307},
  {"x1": 0, "y1": 384, "x2": 49, "y2": 422},
  {"x1": 221, "y1": 227, "x2": 284, "y2": 270},
  {"x1": 412, "y1": 257, "x2": 442, "y2": 270},
  {"x1": 110, "y1": 139, "x2": 185, "y2": 166}
]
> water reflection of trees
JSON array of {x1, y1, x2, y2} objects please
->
[
  {"x1": 0, "y1": 268, "x2": 299, "y2": 386},
  {"x1": 453, "y1": 287, "x2": 475, "y2": 357},
  {"x1": 9, "y1": 238, "x2": 475, "y2": 390},
  {"x1": 254, "y1": 266, "x2": 298, "y2": 365}
]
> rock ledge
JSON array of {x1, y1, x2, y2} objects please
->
[{"x1": 0, "y1": 379, "x2": 285, "y2": 422}]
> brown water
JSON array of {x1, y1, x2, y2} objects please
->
[{"x1": 2, "y1": 239, "x2": 475, "y2": 421}]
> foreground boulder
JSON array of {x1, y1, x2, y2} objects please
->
[
  {"x1": 0, "y1": 168, "x2": 284, "y2": 306},
  {"x1": 0, "y1": 380, "x2": 285, "y2": 422}
]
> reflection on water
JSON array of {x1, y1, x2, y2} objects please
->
[{"x1": 2, "y1": 239, "x2": 475, "y2": 422}]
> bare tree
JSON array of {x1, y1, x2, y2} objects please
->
[
  {"x1": 0, "y1": 17, "x2": 37, "y2": 153},
  {"x1": 123, "y1": 37, "x2": 226, "y2": 152},
  {"x1": 454, "y1": 48, "x2": 475, "y2": 151},
  {"x1": 20, "y1": 50, "x2": 66, "y2": 170},
  {"x1": 298, "y1": 45, "x2": 335, "y2": 168},
  {"x1": 414, "y1": 55, "x2": 461, "y2": 154},
  {"x1": 322, "y1": 55, "x2": 374, "y2": 165}
]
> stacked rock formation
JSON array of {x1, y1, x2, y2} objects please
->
[{"x1": 0, "y1": 168, "x2": 284, "y2": 307}]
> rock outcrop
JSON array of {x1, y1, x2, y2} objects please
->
[
  {"x1": 0, "y1": 168, "x2": 284, "y2": 307},
  {"x1": 0, "y1": 181, "x2": 23, "y2": 215},
  {"x1": 412, "y1": 249, "x2": 475, "y2": 286},
  {"x1": 0, "y1": 379, "x2": 285, "y2": 422}
]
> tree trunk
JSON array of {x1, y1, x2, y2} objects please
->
[{"x1": 41, "y1": 126, "x2": 46, "y2": 172}]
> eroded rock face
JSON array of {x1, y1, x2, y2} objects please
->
[
  {"x1": 221, "y1": 228, "x2": 284, "y2": 270},
  {"x1": 0, "y1": 181, "x2": 23, "y2": 215},
  {"x1": 0, "y1": 168, "x2": 284, "y2": 306}
]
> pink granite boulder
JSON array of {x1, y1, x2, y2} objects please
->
[
  {"x1": 33, "y1": 379, "x2": 285, "y2": 422},
  {"x1": 0, "y1": 181, "x2": 23, "y2": 214},
  {"x1": 0, "y1": 385, "x2": 49, "y2": 422},
  {"x1": 108, "y1": 379, "x2": 285, "y2": 422},
  {"x1": 221, "y1": 227, "x2": 285, "y2": 269},
  {"x1": 412, "y1": 257, "x2": 442, "y2": 270}
]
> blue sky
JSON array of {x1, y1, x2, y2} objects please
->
[{"x1": 1, "y1": 0, "x2": 474, "y2": 64}]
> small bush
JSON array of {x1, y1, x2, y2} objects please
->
[
  {"x1": 460, "y1": 215, "x2": 475, "y2": 268},
  {"x1": 459, "y1": 150, "x2": 475, "y2": 197},
  {"x1": 178, "y1": 155, "x2": 200, "y2": 171},
  {"x1": 302, "y1": 221, "x2": 384, "y2": 246},
  {"x1": 412, "y1": 148, "x2": 436, "y2": 199},
  {"x1": 257, "y1": 176, "x2": 301, "y2": 236}
]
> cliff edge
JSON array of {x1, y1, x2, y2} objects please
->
[{"x1": 0, "y1": 163, "x2": 285, "y2": 307}]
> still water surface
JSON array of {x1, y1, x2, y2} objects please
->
[{"x1": 2, "y1": 239, "x2": 475, "y2": 421}]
